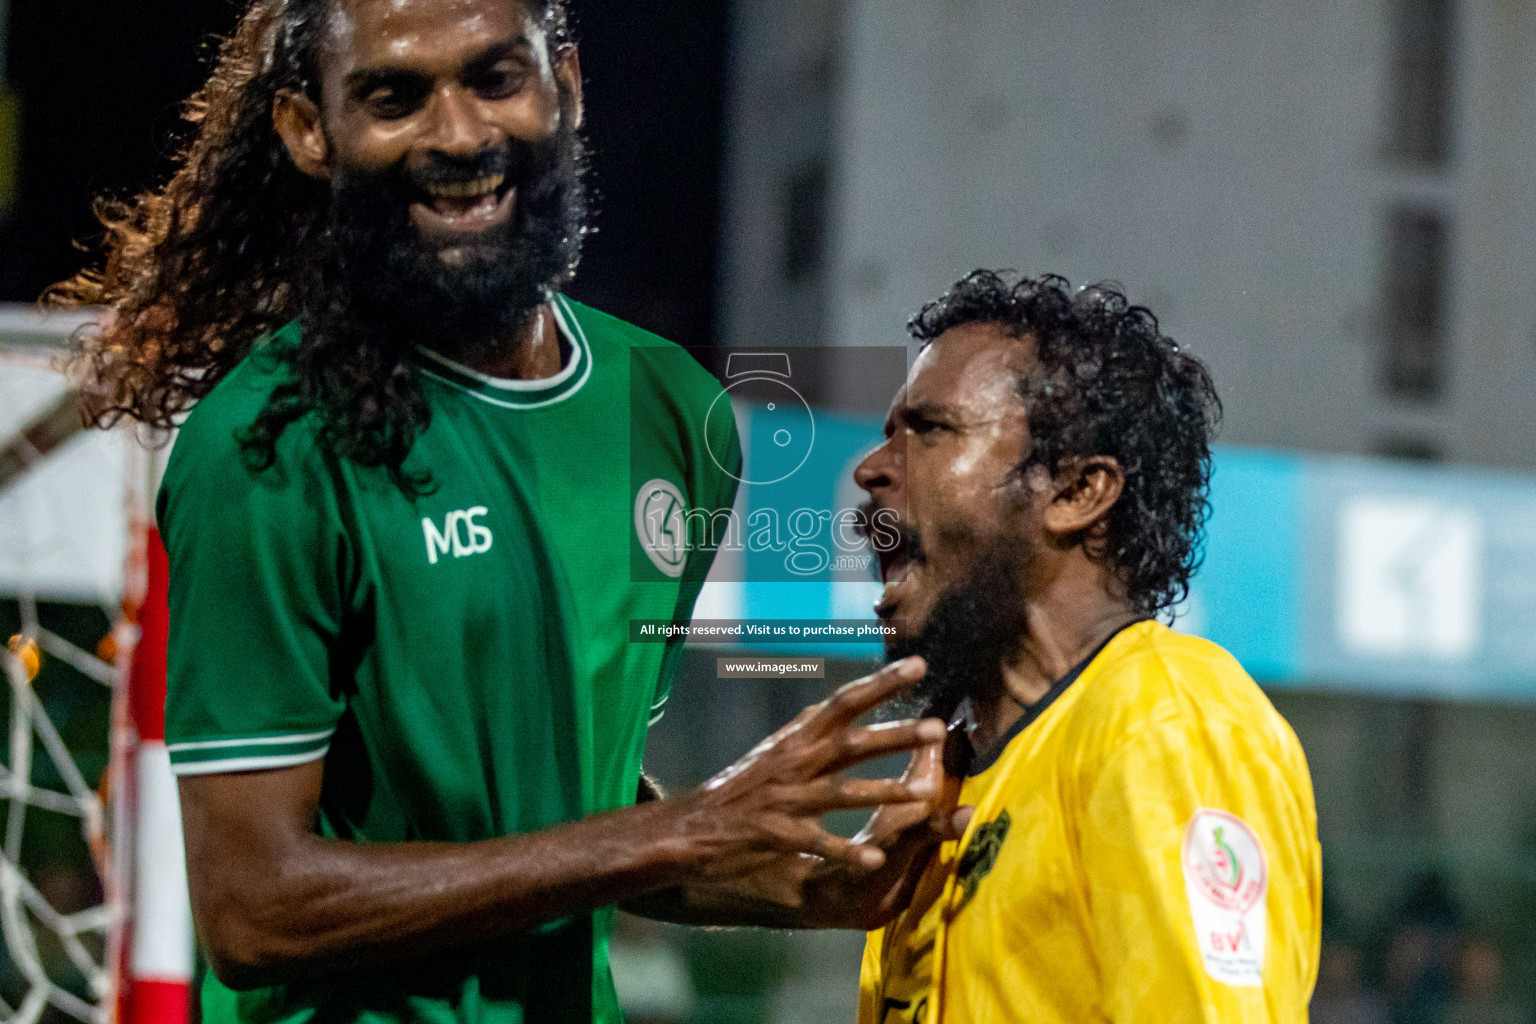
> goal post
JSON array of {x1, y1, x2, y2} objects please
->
[
  {"x1": 117, "y1": 525, "x2": 192, "y2": 1024},
  {"x1": 0, "y1": 306, "x2": 193, "y2": 1024}
]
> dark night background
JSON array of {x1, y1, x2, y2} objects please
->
[{"x1": 0, "y1": 0, "x2": 730, "y2": 348}]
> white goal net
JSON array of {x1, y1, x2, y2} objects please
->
[{"x1": 0, "y1": 305, "x2": 189, "y2": 1024}]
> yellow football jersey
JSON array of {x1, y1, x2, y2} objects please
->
[{"x1": 858, "y1": 621, "x2": 1321, "y2": 1023}]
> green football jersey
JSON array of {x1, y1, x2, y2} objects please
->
[{"x1": 158, "y1": 295, "x2": 740, "y2": 1024}]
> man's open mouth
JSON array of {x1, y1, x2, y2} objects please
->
[
  {"x1": 874, "y1": 527, "x2": 924, "y2": 620},
  {"x1": 878, "y1": 545, "x2": 911, "y2": 586},
  {"x1": 411, "y1": 173, "x2": 516, "y2": 232}
]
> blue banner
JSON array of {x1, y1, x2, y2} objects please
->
[{"x1": 700, "y1": 412, "x2": 1536, "y2": 702}]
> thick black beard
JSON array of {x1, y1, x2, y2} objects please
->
[
  {"x1": 885, "y1": 550, "x2": 1030, "y2": 723},
  {"x1": 308, "y1": 112, "x2": 589, "y2": 358}
]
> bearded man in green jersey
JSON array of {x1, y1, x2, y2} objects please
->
[{"x1": 50, "y1": 2, "x2": 966, "y2": 1022}]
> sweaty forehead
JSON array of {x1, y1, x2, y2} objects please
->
[
  {"x1": 905, "y1": 322, "x2": 1036, "y2": 416},
  {"x1": 323, "y1": 0, "x2": 537, "y2": 65}
]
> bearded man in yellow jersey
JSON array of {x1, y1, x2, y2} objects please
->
[{"x1": 849, "y1": 270, "x2": 1322, "y2": 1023}]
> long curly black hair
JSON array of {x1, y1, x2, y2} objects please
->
[
  {"x1": 47, "y1": 0, "x2": 572, "y2": 476},
  {"x1": 909, "y1": 270, "x2": 1221, "y2": 617}
]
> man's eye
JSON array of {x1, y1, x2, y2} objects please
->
[
  {"x1": 471, "y1": 67, "x2": 528, "y2": 99},
  {"x1": 365, "y1": 90, "x2": 420, "y2": 118},
  {"x1": 908, "y1": 420, "x2": 945, "y2": 440}
]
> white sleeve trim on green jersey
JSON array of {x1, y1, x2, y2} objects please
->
[
  {"x1": 167, "y1": 727, "x2": 336, "y2": 753},
  {"x1": 167, "y1": 728, "x2": 336, "y2": 776},
  {"x1": 648, "y1": 693, "x2": 669, "y2": 727},
  {"x1": 170, "y1": 745, "x2": 331, "y2": 777}
]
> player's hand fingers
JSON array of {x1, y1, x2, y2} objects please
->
[
  {"x1": 935, "y1": 804, "x2": 975, "y2": 841},
  {"x1": 787, "y1": 775, "x2": 937, "y2": 813},
  {"x1": 813, "y1": 831, "x2": 888, "y2": 870},
  {"x1": 841, "y1": 776, "x2": 937, "y2": 805},
  {"x1": 811, "y1": 657, "x2": 927, "y2": 732},
  {"x1": 818, "y1": 717, "x2": 946, "y2": 774},
  {"x1": 905, "y1": 738, "x2": 944, "y2": 784}
]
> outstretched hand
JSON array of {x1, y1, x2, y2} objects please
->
[
  {"x1": 793, "y1": 720, "x2": 975, "y2": 929},
  {"x1": 664, "y1": 656, "x2": 950, "y2": 879},
  {"x1": 858, "y1": 726, "x2": 974, "y2": 849}
]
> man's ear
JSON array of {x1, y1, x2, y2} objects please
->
[
  {"x1": 1041, "y1": 456, "x2": 1124, "y2": 539},
  {"x1": 273, "y1": 89, "x2": 331, "y2": 181},
  {"x1": 554, "y1": 44, "x2": 584, "y2": 131}
]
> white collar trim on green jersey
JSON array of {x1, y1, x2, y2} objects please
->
[{"x1": 413, "y1": 294, "x2": 594, "y2": 410}]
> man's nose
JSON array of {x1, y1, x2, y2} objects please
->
[
  {"x1": 855, "y1": 438, "x2": 903, "y2": 496},
  {"x1": 423, "y1": 85, "x2": 499, "y2": 156}
]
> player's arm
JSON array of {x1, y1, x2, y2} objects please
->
[
  {"x1": 178, "y1": 658, "x2": 944, "y2": 990},
  {"x1": 1079, "y1": 719, "x2": 1316, "y2": 1022},
  {"x1": 623, "y1": 733, "x2": 971, "y2": 930},
  {"x1": 621, "y1": 402, "x2": 970, "y2": 929}
]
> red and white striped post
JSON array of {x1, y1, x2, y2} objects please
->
[{"x1": 113, "y1": 528, "x2": 194, "y2": 1024}]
